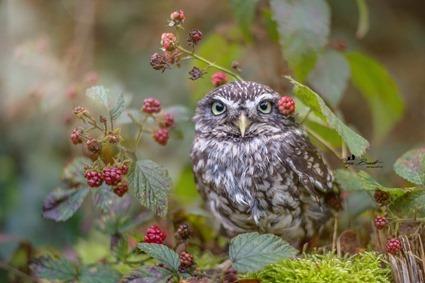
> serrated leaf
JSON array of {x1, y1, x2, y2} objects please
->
[
  {"x1": 308, "y1": 50, "x2": 350, "y2": 107},
  {"x1": 288, "y1": 76, "x2": 369, "y2": 156},
  {"x1": 86, "y1": 86, "x2": 129, "y2": 121},
  {"x1": 334, "y1": 169, "x2": 415, "y2": 198},
  {"x1": 122, "y1": 266, "x2": 173, "y2": 283},
  {"x1": 270, "y1": 0, "x2": 330, "y2": 81},
  {"x1": 129, "y1": 160, "x2": 171, "y2": 216},
  {"x1": 229, "y1": 232, "x2": 298, "y2": 273},
  {"x1": 346, "y1": 52, "x2": 404, "y2": 142},
  {"x1": 30, "y1": 256, "x2": 78, "y2": 281},
  {"x1": 394, "y1": 148, "x2": 425, "y2": 185},
  {"x1": 138, "y1": 244, "x2": 180, "y2": 272},
  {"x1": 390, "y1": 190, "x2": 425, "y2": 217},
  {"x1": 80, "y1": 264, "x2": 121, "y2": 283},
  {"x1": 110, "y1": 92, "x2": 128, "y2": 120},
  {"x1": 229, "y1": 0, "x2": 259, "y2": 40},
  {"x1": 63, "y1": 157, "x2": 91, "y2": 185},
  {"x1": 43, "y1": 187, "x2": 89, "y2": 221}
]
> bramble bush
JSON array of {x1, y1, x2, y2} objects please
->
[{"x1": 4, "y1": 1, "x2": 422, "y2": 282}]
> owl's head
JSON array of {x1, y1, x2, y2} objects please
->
[{"x1": 193, "y1": 81, "x2": 296, "y2": 140}]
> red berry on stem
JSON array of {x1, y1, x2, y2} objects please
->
[
  {"x1": 86, "y1": 138, "x2": 100, "y2": 154},
  {"x1": 278, "y1": 96, "x2": 296, "y2": 115},
  {"x1": 159, "y1": 113, "x2": 174, "y2": 128},
  {"x1": 160, "y1": 33, "x2": 177, "y2": 51},
  {"x1": 386, "y1": 238, "x2": 402, "y2": 254},
  {"x1": 70, "y1": 128, "x2": 83, "y2": 145},
  {"x1": 142, "y1": 98, "x2": 161, "y2": 114},
  {"x1": 144, "y1": 225, "x2": 167, "y2": 244},
  {"x1": 84, "y1": 170, "x2": 103, "y2": 188},
  {"x1": 102, "y1": 166, "x2": 123, "y2": 186},
  {"x1": 113, "y1": 181, "x2": 128, "y2": 197},
  {"x1": 170, "y1": 9, "x2": 185, "y2": 25},
  {"x1": 120, "y1": 164, "x2": 129, "y2": 175},
  {"x1": 374, "y1": 216, "x2": 388, "y2": 230},
  {"x1": 153, "y1": 128, "x2": 169, "y2": 145},
  {"x1": 211, "y1": 72, "x2": 227, "y2": 87},
  {"x1": 179, "y1": 251, "x2": 194, "y2": 271}
]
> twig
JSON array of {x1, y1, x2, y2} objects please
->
[{"x1": 176, "y1": 46, "x2": 243, "y2": 81}]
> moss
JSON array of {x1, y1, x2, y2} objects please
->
[{"x1": 249, "y1": 252, "x2": 391, "y2": 283}]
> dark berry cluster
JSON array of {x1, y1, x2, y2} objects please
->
[
  {"x1": 374, "y1": 189, "x2": 390, "y2": 206},
  {"x1": 223, "y1": 267, "x2": 238, "y2": 283},
  {"x1": 144, "y1": 225, "x2": 167, "y2": 244},
  {"x1": 278, "y1": 96, "x2": 296, "y2": 116},
  {"x1": 176, "y1": 223, "x2": 191, "y2": 241},
  {"x1": 179, "y1": 251, "x2": 195, "y2": 271}
]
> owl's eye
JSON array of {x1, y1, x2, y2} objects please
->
[
  {"x1": 257, "y1": 100, "x2": 272, "y2": 114},
  {"x1": 211, "y1": 101, "x2": 226, "y2": 115}
]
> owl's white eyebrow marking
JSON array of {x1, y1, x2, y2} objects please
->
[
  {"x1": 245, "y1": 93, "x2": 275, "y2": 108},
  {"x1": 214, "y1": 96, "x2": 239, "y2": 108}
]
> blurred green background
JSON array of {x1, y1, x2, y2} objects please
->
[{"x1": 0, "y1": 0, "x2": 424, "y2": 262}]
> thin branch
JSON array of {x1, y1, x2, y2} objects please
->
[{"x1": 177, "y1": 46, "x2": 243, "y2": 81}]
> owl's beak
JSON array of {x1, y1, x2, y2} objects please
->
[{"x1": 236, "y1": 112, "x2": 251, "y2": 137}]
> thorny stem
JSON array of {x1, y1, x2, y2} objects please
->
[{"x1": 176, "y1": 46, "x2": 243, "y2": 81}]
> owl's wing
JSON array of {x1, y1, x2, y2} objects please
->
[{"x1": 281, "y1": 132, "x2": 337, "y2": 199}]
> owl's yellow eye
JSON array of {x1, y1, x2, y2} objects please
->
[
  {"x1": 258, "y1": 100, "x2": 272, "y2": 114},
  {"x1": 211, "y1": 101, "x2": 226, "y2": 115}
]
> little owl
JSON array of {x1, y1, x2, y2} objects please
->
[{"x1": 190, "y1": 81, "x2": 341, "y2": 247}]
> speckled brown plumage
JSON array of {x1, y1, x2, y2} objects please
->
[{"x1": 190, "y1": 81, "x2": 339, "y2": 247}]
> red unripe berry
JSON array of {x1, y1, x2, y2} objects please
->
[
  {"x1": 160, "y1": 33, "x2": 177, "y2": 51},
  {"x1": 70, "y1": 128, "x2": 83, "y2": 145},
  {"x1": 84, "y1": 170, "x2": 103, "y2": 188},
  {"x1": 386, "y1": 238, "x2": 402, "y2": 254},
  {"x1": 278, "y1": 96, "x2": 296, "y2": 115},
  {"x1": 374, "y1": 216, "x2": 388, "y2": 230},
  {"x1": 102, "y1": 166, "x2": 123, "y2": 186},
  {"x1": 153, "y1": 128, "x2": 169, "y2": 145},
  {"x1": 188, "y1": 29, "x2": 203, "y2": 46},
  {"x1": 142, "y1": 98, "x2": 161, "y2": 114},
  {"x1": 170, "y1": 9, "x2": 185, "y2": 24},
  {"x1": 211, "y1": 72, "x2": 228, "y2": 87},
  {"x1": 120, "y1": 164, "x2": 129, "y2": 175},
  {"x1": 113, "y1": 181, "x2": 128, "y2": 197},
  {"x1": 144, "y1": 225, "x2": 167, "y2": 244},
  {"x1": 158, "y1": 113, "x2": 175, "y2": 128}
]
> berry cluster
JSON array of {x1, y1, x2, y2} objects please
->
[
  {"x1": 179, "y1": 251, "x2": 195, "y2": 272},
  {"x1": 144, "y1": 225, "x2": 167, "y2": 244},
  {"x1": 149, "y1": 9, "x2": 240, "y2": 87},
  {"x1": 278, "y1": 96, "x2": 296, "y2": 116},
  {"x1": 83, "y1": 163, "x2": 130, "y2": 197},
  {"x1": 386, "y1": 238, "x2": 402, "y2": 254}
]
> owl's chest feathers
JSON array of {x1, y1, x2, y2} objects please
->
[{"x1": 192, "y1": 136, "x2": 298, "y2": 214}]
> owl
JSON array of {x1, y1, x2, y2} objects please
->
[{"x1": 190, "y1": 81, "x2": 340, "y2": 247}]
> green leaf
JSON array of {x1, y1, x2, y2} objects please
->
[
  {"x1": 308, "y1": 50, "x2": 350, "y2": 107},
  {"x1": 86, "y1": 86, "x2": 129, "y2": 121},
  {"x1": 229, "y1": 232, "x2": 298, "y2": 273},
  {"x1": 92, "y1": 184, "x2": 116, "y2": 214},
  {"x1": 390, "y1": 190, "x2": 425, "y2": 217},
  {"x1": 287, "y1": 76, "x2": 369, "y2": 156},
  {"x1": 346, "y1": 52, "x2": 404, "y2": 142},
  {"x1": 334, "y1": 169, "x2": 415, "y2": 198},
  {"x1": 229, "y1": 0, "x2": 259, "y2": 40},
  {"x1": 63, "y1": 157, "x2": 91, "y2": 185},
  {"x1": 30, "y1": 256, "x2": 78, "y2": 281},
  {"x1": 394, "y1": 147, "x2": 425, "y2": 185},
  {"x1": 43, "y1": 187, "x2": 89, "y2": 221},
  {"x1": 129, "y1": 160, "x2": 171, "y2": 216},
  {"x1": 173, "y1": 165, "x2": 200, "y2": 204},
  {"x1": 270, "y1": 0, "x2": 330, "y2": 81},
  {"x1": 138, "y1": 244, "x2": 180, "y2": 272},
  {"x1": 80, "y1": 264, "x2": 121, "y2": 283},
  {"x1": 191, "y1": 33, "x2": 242, "y2": 102},
  {"x1": 356, "y1": 0, "x2": 369, "y2": 38}
]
